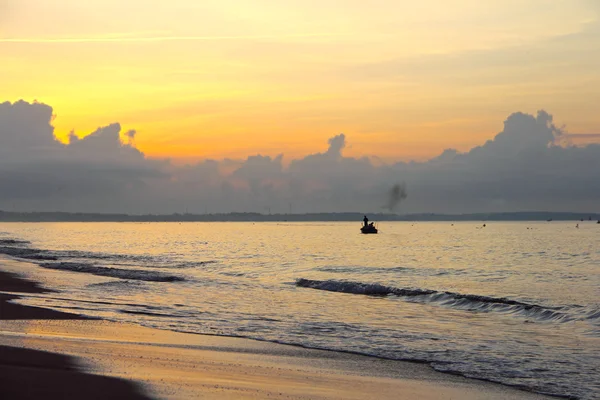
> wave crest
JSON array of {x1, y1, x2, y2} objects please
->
[
  {"x1": 39, "y1": 262, "x2": 185, "y2": 282},
  {"x1": 0, "y1": 239, "x2": 30, "y2": 246},
  {"x1": 0, "y1": 246, "x2": 58, "y2": 260},
  {"x1": 295, "y1": 279, "x2": 595, "y2": 324}
]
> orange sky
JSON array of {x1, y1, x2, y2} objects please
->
[{"x1": 2, "y1": 0, "x2": 599, "y2": 162}]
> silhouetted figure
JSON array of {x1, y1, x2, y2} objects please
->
[
  {"x1": 360, "y1": 219, "x2": 378, "y2": 234},
  {"x1": 576, "y1": 224, "x2": 579, "y2": 228}
]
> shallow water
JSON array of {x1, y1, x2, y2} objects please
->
[{"x1": 1, "y1": 221, "x2": 598, "y2": 399}]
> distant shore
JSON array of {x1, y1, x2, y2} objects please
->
[
  {"x1": 0, "y1": 257, "x2": 558, "y2": 399},
  {"x1": 1, "y1": 210, "x2": 599, "y2": 222}
]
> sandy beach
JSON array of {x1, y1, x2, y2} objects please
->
[{"x1": 0, "y1": 262, "x2": 559, "y2": 400}]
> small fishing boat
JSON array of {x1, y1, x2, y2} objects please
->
[{"x1": 361, "y1": 223, "x2": 378, "y2": 234}]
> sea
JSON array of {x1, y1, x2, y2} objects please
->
[{"x1": 0, "y1": 221, "x2": 598, "y2": 399}]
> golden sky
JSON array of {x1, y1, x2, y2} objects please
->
[{"x1": 2, "y1": 0, "x2": 599, "y2": 162}]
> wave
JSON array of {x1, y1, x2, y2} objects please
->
[
  {"x1": 40, "y1": 249, "x2": 216, "y2": 269},
  {"x1": 86, "y1": 280, "x2": 144, "y2": 288},
  {"x1": 77, "y1": 260, "x2": 217, "y2": 270},
  {"x1": 295, "y1": 279, "x2": 595, "y2": 324},
  {"x1": 39, "y1": 262, "x2": 185, "y2": 282},
  {"x1": 585, "y1": 309, "x2": 600, "y2": 325},
  {"x1": 0, "y1": 244, "x2": 215, "y2": 269},
  {"x1": 170, "y1": 260, "x2": 218, "y2": 269},
  {"x1": 50, "y1": 250, "x2": 157, "y2": 263},
  {"x1": 315, "y1": 266, "x2": 415, "y2": 274},
  {"x1": 297, "y1": 278, "x2": 433, "y2": 296},
  {"x1": 120, "y1": 309, "x2": 177, "y2": 318},
  {"x1": 0, "y1": 239, "x2": 30, "y2": 246},
  {"x1": 0, "y1": 246, "x2": 59, "y2": 261}
]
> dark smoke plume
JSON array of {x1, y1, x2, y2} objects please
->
[{"x1": 385, "y1": 183, "x2": 408, "y2": 212}]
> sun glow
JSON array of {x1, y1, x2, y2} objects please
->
[{"x1": 2, "y1": 0, "x2": 598, "y2": 161}]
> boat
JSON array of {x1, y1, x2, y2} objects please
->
[{"x1": 361, "y1": 224, "x2": 378, "y2": 234}]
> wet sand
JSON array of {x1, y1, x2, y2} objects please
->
[
  {"x1": 0, "y1": 270, "x2": 86, "y2": 320},
  {"x1": 0, "y1": 269, "x2": 151, "y2": 399},
  {"x1": 1, "y1": 264, "x2": 555, "y2": 399}
]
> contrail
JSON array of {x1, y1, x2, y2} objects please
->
[{"x1": 0, "y1": 33, "x2": 343, "y2": 44}]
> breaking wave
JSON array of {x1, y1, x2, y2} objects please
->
[
  {"x1": 295, "y1": 278, "x2": 597, "y2": 325},
  {"x1": 39, "y1": 262, "x2": 185, "y2": 282}
]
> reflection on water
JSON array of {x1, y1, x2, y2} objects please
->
[{"x1": 1, "y1": 221, "x2": 599, "y2": 399}]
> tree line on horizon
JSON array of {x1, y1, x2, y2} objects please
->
[{"x1": 0, "y1": 210, "x2": 599, "y2": 222}]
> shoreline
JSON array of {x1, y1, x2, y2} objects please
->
[
  {"x1": 1, "y1": 261, "x2": 558, "y2": 399},
  {"x1": 0, "y1": 269, "x2": 152, "y2": 399}
]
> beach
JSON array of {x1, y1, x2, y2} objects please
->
[{"x1": 0, "y1": 262, "x2": 557, "y2": 400}]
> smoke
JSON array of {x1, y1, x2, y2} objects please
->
[{"x1": 385, "y1": 183, "x2": 408, "y2": 212}]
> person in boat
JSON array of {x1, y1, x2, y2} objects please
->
[{"x1": 363, "y1": 215, "x2": 369, "y2": 227}]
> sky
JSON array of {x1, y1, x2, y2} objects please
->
[{"x1": 1, "y1": 1, "x2": 599, "y2": 213}]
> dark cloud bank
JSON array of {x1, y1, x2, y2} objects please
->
[{"x1": 1, "y1": 100, "x2": 599, "y2": 214}]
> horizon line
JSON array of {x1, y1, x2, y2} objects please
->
[{"x1": 1, "y1": 210, "x2": 599, "y2": 216}]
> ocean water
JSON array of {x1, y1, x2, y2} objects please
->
[{"x1": 0, "y1": 221, "x2": 598, "y2": 399}]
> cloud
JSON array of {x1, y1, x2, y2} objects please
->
[
  {"x1": 0, "y1": 100, "x2": 63, "y2": 162},
  {"x1": 561, "y1": 133, "x2": 600, "y2": 147},
  {"x1": 0, "y1": 101, "x2": 165, "y2": 212},
  {"x1": 0, "y1": 100, "x2": 599, "y2": 214},
  {"x1": 392, "y1": 111, "x2": 600, "y2": 212},
  {"x1": 326, "y1": 134, "x2": 346, "y2": 157}
]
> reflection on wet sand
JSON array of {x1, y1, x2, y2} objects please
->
[{"x1": 0, "y1": 269, "x2": 152, "y2": 400}]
